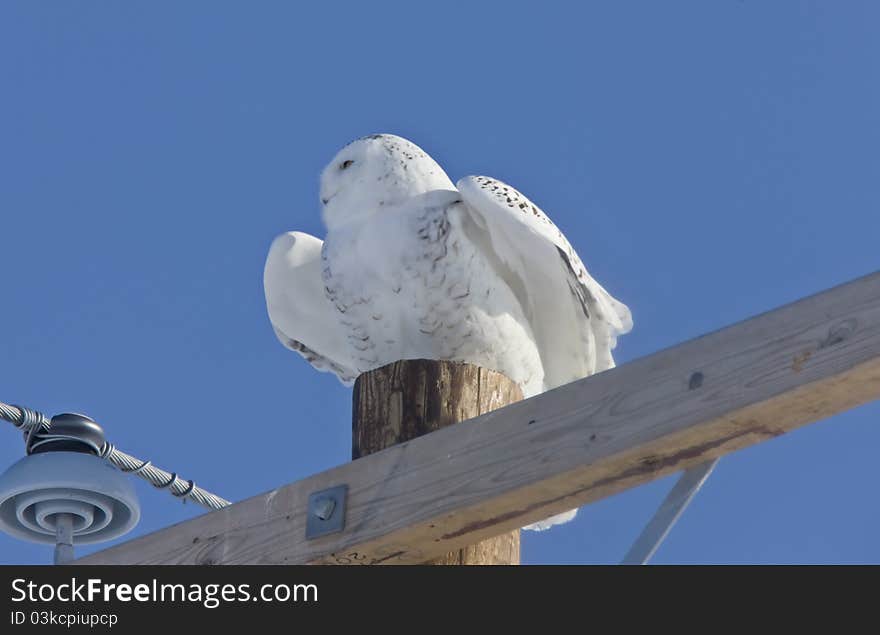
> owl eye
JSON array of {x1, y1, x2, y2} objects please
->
[{"x1": 339, "y1": 160, "x2": 355, "y2": 170}]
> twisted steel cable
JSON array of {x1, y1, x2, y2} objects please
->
[{"x1": 0, "y1": 401, "x2": 230, "y2": 511}]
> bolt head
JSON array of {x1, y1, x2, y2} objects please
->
[{"x1": 313, "y1": 497, "x2": 336, "y2": 521}]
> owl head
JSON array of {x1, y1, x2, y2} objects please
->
[{"x1": 319, "y1": 134, "x2": 455, "y2": 230}]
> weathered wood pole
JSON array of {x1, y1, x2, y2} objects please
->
[{"x1": 353, "y1": 359, "x2": 522, "y2": 565}]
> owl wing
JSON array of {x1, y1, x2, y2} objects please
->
[
  {"x1": 456, "y1": 176, "x2": 632, "y2": 391},
  {"x1": 264, "y1": 231, "x2": 359, "y2": 384}
]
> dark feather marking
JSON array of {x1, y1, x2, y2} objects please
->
[
  {"x1": 284, "y1": 338, "x2": 356, "y2": 382},
  {"x1": 556, "y1": 246, "x2": 592, "y2": 319}
]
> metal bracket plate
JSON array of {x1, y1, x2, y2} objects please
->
[{"x1": 306, "y1": 484, "x2": 347, "y2": 539}]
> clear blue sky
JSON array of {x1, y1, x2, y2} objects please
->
[{"x1": 1, "y1": 2, "x2": 878, "y2": 565}]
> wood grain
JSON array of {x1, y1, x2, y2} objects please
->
[
  {"x1": 76, "y1": 271, "x2": 880, "y2": 565},
  {"x1": 353, "y1": 360, "x2": 521, "y2": 564}
]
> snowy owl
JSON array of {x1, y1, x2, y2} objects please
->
[{"x1": 264, "y1": 134, "x2": 632, "y2": 530}]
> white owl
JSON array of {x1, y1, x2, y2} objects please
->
[{"x1": 264, "y1": 134, "x2": 632, "y2": 530}]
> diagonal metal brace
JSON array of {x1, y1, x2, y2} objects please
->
[{"x1": 621, "y1": 459, "x2": 719, "y2": 565}]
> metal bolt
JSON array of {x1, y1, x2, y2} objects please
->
[{"x1": 313, "y1": 497, "x2": 336, "y2": 521}]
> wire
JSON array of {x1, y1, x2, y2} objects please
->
[{"x1": 0, "y1": 401, "x2": 230, "y2": 511}]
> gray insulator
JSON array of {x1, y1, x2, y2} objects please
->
[{"x1": 26, "y1": 413, "x2": 106, "y2": 457}]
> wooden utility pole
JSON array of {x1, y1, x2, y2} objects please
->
[{"x1": 353, "y1": 359, "x2": 521, "y2": 565}]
